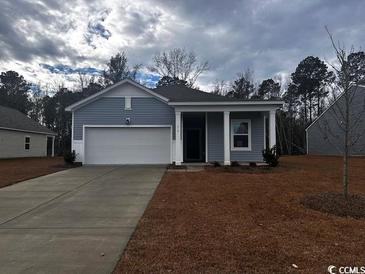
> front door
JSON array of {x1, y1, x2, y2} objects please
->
[
  {"x1": 184, "y1": 128, "x2": 203, "y2": 162},
  {"x1": 183, "y1": 113, "x2": 206, "y2": 162},
  {"x1": 46, "y1": 137, "x2": 53, "y2": 156}
]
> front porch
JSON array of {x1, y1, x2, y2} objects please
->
[{"x1": 174, "y1": 108, "x2": 277, "y2": 166}]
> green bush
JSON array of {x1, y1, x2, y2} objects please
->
[
  {"x1": 230, "y1": 161, "x2": 240, "y2": 167},
  {"x1": 212, "y1": 161, "x2": 221, "y2": 167},
  {"x1": 262, "y1": 146, "x2": 280, "y2": 167},
  {"x1": 63, "y1": 150, "x2": 76, "y2": 164}
]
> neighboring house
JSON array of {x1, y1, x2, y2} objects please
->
[
  {"x1": 306, "y1": 84, "x2": 365, "y2": 156},
  {"x1": 65, "y1": 79, "x2": 283, "y2": 165},
  {"x1": 0, "y1": 106, "x2": 56, "y2": 159}
]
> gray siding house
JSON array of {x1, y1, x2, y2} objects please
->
[
  {"x1": 306, "y1": 84, "x2": 365, "y2": 156},
  {"x1": 0, "y1": 106, "x2": 56, "y2": 159},
  {"x1": 66, "y1": 79, "x2": 283, "y2": 165}
]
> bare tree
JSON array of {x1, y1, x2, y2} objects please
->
[
  {"x1": 78, "y1": 72, "x2": 92, "y2": 91},
  {"x1": 211, "y1": 80, "x2": 229, "y2": 96},
  {"x1": 318, "y1": 27, "x2": 365, "y2": 199},
  {"x1": 149, "y1": 48, "x2": 208, "y2": 87}
]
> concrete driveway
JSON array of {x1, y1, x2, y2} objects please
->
[{"x1": 0, "y1": 165, "x2": 165, "y2": 274}]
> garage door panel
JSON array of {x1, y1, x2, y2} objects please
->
[{"x1": 85, "y1": 127, "x2": 171, "y2": 164}]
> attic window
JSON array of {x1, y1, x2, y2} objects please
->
[
  {"x1": 25, "y1": 136, "x2": 30, "y2": 150},
  {"x1": 125, "y1": 96, "x2": 132, "y2": 110}
]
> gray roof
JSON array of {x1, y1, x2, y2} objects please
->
[
  {"x1": 66, "y1": 79, "x2": 284, "y2": 112},
  {"x1": 0, "y1": 105, "x2": 56, "y2": 135},
  {"x1": 153, "y1": 85, "x2": 237, "y2": 102},
  {"x1": 153, "y1": 85, "x2": 283, "y2": 102}
]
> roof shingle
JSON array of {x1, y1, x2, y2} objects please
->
[
  {"x1": 0, "y1": 105, "x2": 56, "y2": 135},
  {"x1": 153, "y1": 85, "x2": 236, "y2": 102},
  {"x1": 153, "y1": 85, "x2": 283, "y2": 102}
]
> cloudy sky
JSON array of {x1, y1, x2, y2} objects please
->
[{"x1": 0, "y1": 0, "x2": 364, "y2": 91}]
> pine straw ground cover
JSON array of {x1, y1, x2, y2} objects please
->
[
  {"x1": 114, "y1": 156, "x2": 365, "y2": 273},
  {"x1": 0, "y1": 157, "x2": 72, "y2": 188}
]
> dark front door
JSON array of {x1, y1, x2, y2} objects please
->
[
  {"x1": 183, "y1": 113, "x2": 206, "y2": 162},
  {"x1": 184, "y1": 128, "x2": 203, "y2": 162},
  {"x1": 47, "y1": 137, "x2": 53, "y2": 156}
]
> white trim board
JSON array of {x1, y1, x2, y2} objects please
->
[
  {"x1": 65, "y1": 79, "x2": 169, "y2": 111},
  {"x1": 174, "y1": 105, "x2": 281, "y2": 112},
  {"x1": 0, "y1": 126, "x2": 56, "y2": 136},
  {"x1": 169, "y1": 101, "x2": 284, "y2": 106},
  {"x1": 306, "y1": 84, "x2": 365, "y2": 131},
  {"x1": 230, "y1": 119, "x2": 252, "y2": 151}
]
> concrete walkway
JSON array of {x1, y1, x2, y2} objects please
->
[{"x1": 0, "y1": 165, "x2": 165, "y2": 274}]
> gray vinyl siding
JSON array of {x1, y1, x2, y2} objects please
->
[
  {"x1": 307, "y1": 88, "x2": 365, "y2": 156},
  {"x1": 207, "y1": 112, "x2": 224, "y2": 162},
  {"x1": 207, "y1": 112, "x2": 265, "y2": 162},
  {"x1": 230, "y1": 112, "x2": 265, "y2": 162},
  {"x1": 73, "y1": 97, "x2": 175, "y2": 140},
  {"x1": 0, "y1": 129, "x2": 48, "y2": 158}
]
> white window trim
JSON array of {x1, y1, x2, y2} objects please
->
[
  {"x1": 124, "y1": 96, "x2": 132, "y2": 110},
  {"x1": 24, "y1": 136, "x2": 31, "y2": 150},
  {"x1": 230, "y1": 119, "x2": 251, "y2": 151}
]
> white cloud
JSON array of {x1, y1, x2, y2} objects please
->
[{"x1": 0, "y1": 0, "x2": 364, "y2": 92}]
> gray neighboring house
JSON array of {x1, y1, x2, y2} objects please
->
[
  {"x1": 66, "y1": 79, "x2": 283, "y2": 165},
  {"x1": 306, "y1": 84, "x2": 365, "y2": 156},
  {"x1": 0, "y1": 106, "x2": 56, "y2": 159}
]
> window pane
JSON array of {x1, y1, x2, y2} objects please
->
[
  {"x1": 233, "y1": 122, "x2": 248, "y2": 134},
  {"x1": 25, "y1": 143, "x2": 30, "y2": 150},
  {"x1": 25, "y1": 137, "x2": 30, "y2": 143},
  {"x1": 234, "y1": 135, "x2": 248, "y2": 148}
]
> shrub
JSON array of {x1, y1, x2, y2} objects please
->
[
  {"x1": 212, "y1": 161, "x2": 221, "y2": 167},
  {"x1": 64, "y1": 150, "x2": 76, "y2": 164},
  {"x1": 249, "y1": 162, "x2": 257, "y2": 167},
  {"x1": 262, "y1": 146, "x2": 280, "y2": 167},
  {"x1": 231, "y1": 161, "x2": 240, "y2": 167}
]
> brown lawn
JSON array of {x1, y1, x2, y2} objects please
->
[
  {"x1": 0, "y1": 157, "x2": 72, "y2": 188},
  {"x1": 114, "y1": 156, "x2": 365, "y2": 274}
]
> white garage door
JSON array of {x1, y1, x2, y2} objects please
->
[{"x1": 84, "y1": 127, "x2": 171, "y2": 165}]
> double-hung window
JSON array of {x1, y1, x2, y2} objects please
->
[
  {"x1": 25, "y1": 136, "x2": 30, "y2": 150},
  {"x1": 231, "y1": 119, "x2": 251, "y2": 151}
]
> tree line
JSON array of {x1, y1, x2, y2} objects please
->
[
  {"x1": 0, "y1": 48, "x2": 364, "y2": 155},
  {"x1": 210, "y1": 53, "x2": 364, "y2": 155}
]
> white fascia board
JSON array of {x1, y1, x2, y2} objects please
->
[
  {"x1": 306, "y1": 84, "x2": 365, "y2": 131},
  {"x1": 83, "y1": 124, "x2": 172, "y2": 128},
  {"x1": 65, "y1": 79, "x2": 169, "y2": 112},
  {"x1": 0, "y1": 126, "x2": 57, "y2": 136},
  {"x1": 168, "y1": 101, "x2": 284, "y2": 106},
  {"x1": 305, "y1": 92, "x2": 345, "y2": 132},
  {"x1": 174, "y1": 105, "x2": 281, "y2": 112}
]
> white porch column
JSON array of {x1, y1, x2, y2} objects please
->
[
  {"x1": 52, "y1": 136, "x2": 55, "y2": 157},
  {"x1": 175, "y1": 111, "x2": 182, "y2": 165},
  {"x1": 223, "y1": 111, "x2": 230, "y2": 166},
  {"x1": 269, "y1": 110, "x2": 276, "y2": 148}
]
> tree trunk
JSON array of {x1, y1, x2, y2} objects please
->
[
  {"x1": 304, "y1": 98, "x2": 308, "y2": 125},
  {"x1": 343, "y1": 146, "x2": 349, "y2": 199},
  {"x1": 343, "y1": 90, "x2": 350, "y2": 200},
  {"x1": 309, "y1": 97, "x2": 313, "y2": 123}
]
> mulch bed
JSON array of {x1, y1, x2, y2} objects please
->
[
  {"x1": 114, "y1": 155, "x2": 365, "y2": 273},
  {"x1": 301, "y1": 192, "x2": 365, "y2": 219},
  {"x1": 0, "y1": 157, "x2": 75, "y2": 188},
  {"x1": 206, "y1": 165, "x2": 274, "y2": 173}
]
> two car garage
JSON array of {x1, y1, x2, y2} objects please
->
[{"x1": 83, "y1": 127, "x2": 172, "y2": 165}]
